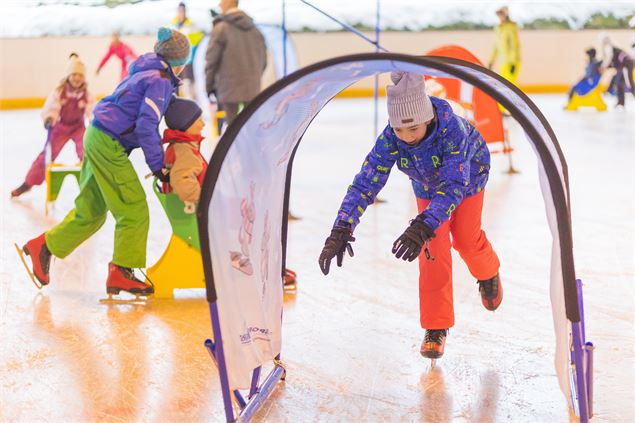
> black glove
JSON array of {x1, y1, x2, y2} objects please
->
[
  {"x1": 318, "y1": 223, "x2": 355, "y2": 275},
  {"x1": 509, "y1": 64, "x2": 516, "y2": 74},
  {"x1": 153, "y1": 168, "x2": 170, "y2": 183},
  {"x1": 392, "y1": 218, "x2": 435, "y2": 262}
]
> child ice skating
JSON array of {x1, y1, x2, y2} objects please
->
[
  {"x1": 601, "y1": 34, "x2": 635, "y2": 108},
  {"x1": 319, "y1": 72, "x2": 501, "y2": 361},
  {"x1": 96, "y1": 31, "x2": 138, "y2": 81},
  {"x1": 568, "y1": 48, "x2": 602, "y2": 101},
  {"x1": 161, "y1": 97, "x2": 299, "y2": 287},
  {"x1": 161, "y1": 97, "x2": 207, "y2": 213},
  {"x1": 11, "y1": 54, "x2": 93, "y2": 198},
  {"x1": 16, "y1": 28, "x2": 191, "y2": 296}
]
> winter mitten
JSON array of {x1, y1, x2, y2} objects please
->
[
  {"x1": 318, "y1": 223, "x2": 355, "y2": 275},
  {"x1": 392, "y1": 217, "x2": 435, "y2": 262}
]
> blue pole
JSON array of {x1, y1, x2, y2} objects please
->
[
  {"x1": 373, "y1": 0, "x2": 381, "y2": 139},
  {"x1": 298, "y1": 0, "x2": 388, "y2": 52},
  {"x1": 206, "y1": 303, "x2": 235, "y2": 422},
  {"x1": 282, "y1": 0, "x2": 288, "y2": 77},
  {"x1": 239, "y1": 364, "x2": 286, "y2": 422}
]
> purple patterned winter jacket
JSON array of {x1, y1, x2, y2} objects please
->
[{"x1": 335, "y1": 97, "x2": 491, "y2": 232}]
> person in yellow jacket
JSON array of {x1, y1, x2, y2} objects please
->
[
  {"x1": 488, "y1": 6, "x2": 521, "y2": 84},
  {"x1": 171, "y1": 2, "x2": 204, "y2": 99}
]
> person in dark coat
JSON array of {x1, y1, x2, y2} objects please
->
[
  {"x1": 205, "y1": 0, "x2": 267, "y2": 124},
  {"x1": 601, "y1": 33, "x2": 635, "y2": 108}
]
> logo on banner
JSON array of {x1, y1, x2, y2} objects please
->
[
  {"x1": 239, "y1": 326, "x2": 272, "y2": 344},
  {"x1": 229, "y1": 182, "x2": 256, "y2": 275}
]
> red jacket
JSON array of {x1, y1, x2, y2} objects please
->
[
  {"x1": 97, "y1": 41, "x2": 138, "y2": 80},
  {"x1": 162, "y1": 129, "x2": 207, "y2": 203}
]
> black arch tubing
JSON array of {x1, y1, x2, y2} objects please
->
[{"x1": 197, "y1": 53, "x2": 579, "y2": 322}]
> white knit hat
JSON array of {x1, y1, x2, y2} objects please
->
[
  {"x1": 66, "y1": 54, "x2": 85, "y2": 77},
  {"x1": 386, "y1": 72, "x2": 434, "y2": 129}
]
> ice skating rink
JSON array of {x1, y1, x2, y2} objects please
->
[{"x1": 1, "y1": 95, "x2": 633, "y2": 422}]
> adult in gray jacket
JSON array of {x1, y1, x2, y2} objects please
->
[{"x1": 205, "y1": 0, "x2": 267, "y2": 124}]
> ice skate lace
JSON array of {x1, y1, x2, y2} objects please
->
[
  {"x1": 121, "y1": 267, "x2": 143, "y2": 283},
  {"x1": 138, "y1": 268, "x2": 155, "y2": 288},
  {"x1": 424, "y1": 329, "x2": 446, "y2": 344}
]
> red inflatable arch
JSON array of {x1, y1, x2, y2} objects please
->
[{"x1": 426, "y1": 45, "x2": 508, "y2": 151}]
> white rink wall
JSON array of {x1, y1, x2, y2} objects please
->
[{"x1": 1, "y1": 29, "x2": 634, "y2": 101}]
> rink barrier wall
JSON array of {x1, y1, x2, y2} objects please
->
[
  {"x1": 1, "y1": 29, "x2": 632, "y2": 103},
  {"x1": 0, "y1": 84, "x2": 575, "y2": 110}
]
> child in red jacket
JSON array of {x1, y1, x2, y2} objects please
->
[
  {"x1": 161, "y1": 97, "x2": 207, "y2": 213},
  {"x1": 12, "y1": 53, "x2": 93, "y2": 198},
  {"x1": 162, "y1": 97, "x2": 298, "y2": 287}
]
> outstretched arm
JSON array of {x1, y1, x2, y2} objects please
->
[
  {"x1": 97, "y1": 45, "x2": 114, "y2": 72},
  {"x1": 335, "y1": 126, "x2": 399, "y2": 230},
  {"x1": 133, "y1": 81, "x2": 173, "y2": 173}
]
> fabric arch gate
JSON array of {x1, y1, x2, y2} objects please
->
[{"x1": 197, "y1": 53, "x2": 593, "y2": 422}]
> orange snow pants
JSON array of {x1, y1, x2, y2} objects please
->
[{"x1": 417, "y1": 191, "x2": 499, "y2": 329}]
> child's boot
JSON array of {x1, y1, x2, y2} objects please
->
[
  {"x1": 420, "y1": 329, "x2": 448, "y2": 359},
  {"x1": 477, "y1": 273, "x2": 503, "y2": 311},
  {"x1": 21, "y1": 233, "x2": 52, "y2": 287},
  {"x1": 11, "y1": 183, "x2": 31, "y2": 198},
  {"x1": 106, "y1": 263, "x2": 154, "y2": 296}
]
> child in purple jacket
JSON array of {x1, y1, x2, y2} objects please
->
[
  {"x1": 17, "y1": 28, "x2": 190, "y2": 297},
  {"x1": 319, "y1": 72, "x2": 501, "y2": 361}
]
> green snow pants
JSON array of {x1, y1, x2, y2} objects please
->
[{"x1": 45, "y1": 125, "x2": 149, "y2": 268}]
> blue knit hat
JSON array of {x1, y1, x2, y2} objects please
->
[
  {"x1": 154, "y1": 27, "x2": 191, "y2": 67},
  {"x1": 164, "y1": 97, "x2": 202, "y2": 132}
]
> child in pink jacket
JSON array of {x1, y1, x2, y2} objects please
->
[
  {"x1": 96, "y1": 32, "x2": 138, "y2": 81},
  {"x1": 11, "y1": 53, "x2": 93, "y2": 198}
]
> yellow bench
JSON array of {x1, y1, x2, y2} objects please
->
[
  {"x1": 565, "y1": 86, "x2": 607, "y2": 112},
  {"x1": 45, "y1": 163, "x2": 81, "y2": 215},
  {"x1": 146, "y1": 182, "x2": 205, "y2": 298}
]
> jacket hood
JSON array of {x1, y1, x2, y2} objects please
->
[
  {"x1": 128, "y1": 53, "x2": 179, "y2": 83},
  {"x1": 219, "y1": 10, "x2": 256, "y2": 31}
]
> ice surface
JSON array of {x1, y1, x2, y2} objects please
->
[{"x1": 0, "y1": 94, "x2": 633, "y2": 421}]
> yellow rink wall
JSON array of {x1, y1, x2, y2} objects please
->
[{"x1": 1, "y1": 29, "x2": 633, "y2": 109}]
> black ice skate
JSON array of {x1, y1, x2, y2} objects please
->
[
  {"x1": 11, "y1": 183, "x2": 31, "y2": 198},
  {"x1": 420, "y1": 329, "x2": 448, "y2": 368},
  {"x1": 477, "y1": 273, "x2": 503, "y2": 311}
]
